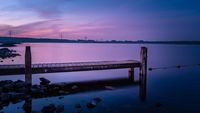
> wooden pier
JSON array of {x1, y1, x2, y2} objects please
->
[
  {"x1": 0, "y1": 46, "x2": 147, "y2": 90},
  {"x1": 0, "y1": 46, "x2": 148, "y2": 105}
]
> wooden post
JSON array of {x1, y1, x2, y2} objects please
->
[
  {"x1": 139, "y1": 47, "x2": 147, "y2": 101},
  {"x1": 25, "y1": 46, "x2": 32, "y2": 85},
  {"x1": 128, "y1": 68, "x2": 134, "y2": 81}
]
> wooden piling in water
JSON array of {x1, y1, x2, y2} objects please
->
[
  {"x1": 128, "y1": 68, "x2": 134, "y2": 81},
  {"x1": 139, "y1": 47, "x2": 148, "y2": 101},
  {"x1": 25, "y1": 46, "x2": 32, "y2": 84}
]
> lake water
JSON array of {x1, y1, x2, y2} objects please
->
[{"x1": 0, "y1": 43, "x2": 200, "y2": 113}]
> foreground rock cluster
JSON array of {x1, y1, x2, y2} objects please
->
[
  {"x1": 0, "y1": 48, "x2": 20, "y2": 60},
  {"x1": 0, "y1": 78, "x2": 104, "y2": 112}
]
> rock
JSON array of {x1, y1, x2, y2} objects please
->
[
  {"x1": 3, "y1": 84, "x2": 14, "y2": 92},
  {"x1": 39, "y1": 78, "x2": 51, "y2": 85},
  {"x1": 0, "y1": 48, "x2": 20, "y2": 59},
  {"x1": 75, "y1": 104, "x2": 81, "y2": 108},
  {"x1": 32, "y1": 111, "x2": 42, "y2": 113},
  {"x1": 74, "y1": 109, "x2": 82, "y2": 113},
  {"x1": 31, "y1": 87, "x2": 45, "y2": 97},
  {"x1": 9, "y1": 92, "x2": 25, "y2": 103},
  {"x1": 58, "y1": 96, "x2": 64, "y2": 100},
  {"x1": 86, "y1": 97, "x2": 102, "y2": 109},
  {"x1": 105, "y1": 86, "x2": 115, "y2": 90},
  {"x1": 71, "y1": 85, "x2": 79, "y2": 90},
  {"x1": 41, "y1": 104, "x2": 56, "y2": 113},
  {"x1": 58, "y1": 90, "x2": 65, "y2": 95},
  {"x1": 93, "y1": 97, "x2": 102, "y2": 103},
  {"x1": 14, "y1": 80, "x2": 27, "y2": 88},
  {"x1": 0, "y1": 93, "x2": 11, "y2": 103},
  {"x1": 0, "y1": 87, "x2": 2, "y2": 93},
  {"x1": 0, "y1": 80, "x2": 13, "y2": 85},
  {"x1": 52, "y1": 87, "x2": 60, "y2": 92},
  {"x1": 0, "y1": 101, "x2": 3, "y2": 110},
  {"x1": 148, "y1": 68, "x2": 153, "y2": 71},
  {"x1": 16, "y1": 87, "x2": 29, "y2": 93},
  {"x1": 56, "y1": 104, "x2": 64, "y2": 113},
  {"x1": 86, "y1": 101, "x2": 97, "y2": 109},
  {"x1": 155, "y1": 102, "x2": 162, "y2": 108},
  {"x1": 22, "y1": 100, "x2": 32, "y2": 113}
]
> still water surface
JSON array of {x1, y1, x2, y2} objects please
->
[{"x1": 0, "y1": 43, "x2": 200, "y2": 113}]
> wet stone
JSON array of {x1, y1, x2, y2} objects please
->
[
  {"x1": 75, "y1": 104, "x2": 81, "y2": 108},
  {"x1": 22, "y1": 100, "x2": 32, "y2": 113},
  {"x1": 0, "y1": 93, "x2": 11, "y2": 103},
  {"x1": 41, "y1": 104, "x2": 56, "y2": 113},
  {"x1": 105, "y1": 86, "x2": 115, "y2": 90},
  {"x1": 71, "y1": 85, "x2": 79, "y2": 90},
  {"x1": 86, "y1": 97, "x2": 102, "y2": 109},
  {"x1": 2, "y1": 84, "x2": 14, "y2": 92},
  {"x1": 58, "y1": 96, "x2": 64, "y2": 100},
  {"x1": 39, "y1": 78, "x2": 51, "y2": 85},
  {"x1": 155, "y1": 102, "x2": 162, "y2": 108},
  {"x1": 58, "y1": 90, "x2": 65, "y2": 95},
  {"x1": 93, "y1": 97, "x2": 102, "y2": 103},
  {"x1": 56, "y1": 104, "x2": 64, "y2": 113}
]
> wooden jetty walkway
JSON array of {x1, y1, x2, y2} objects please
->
[
  {"x1": 0, "y1": 46, "x2": 148, "y2": 103},
  {"x1": 0, "y1": 46, "x2": 147, "y2": 86},
  {"x1": 0, "y1": 60, "x2": 140, "y2": 75}
]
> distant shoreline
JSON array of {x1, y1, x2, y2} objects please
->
[{"x1": 1, "y1": 37, "x2": 200, "y2": 45}]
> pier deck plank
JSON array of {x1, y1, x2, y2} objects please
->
[{"x1": 0, "y1": 60, "x2": 141, "y2": 75}]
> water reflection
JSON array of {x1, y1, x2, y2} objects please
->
[
  {"x1": 1, "y1": 43, "x2": 200, "y2": 113},
  {"x1": 21, "y1": 78, "x2": 147, "y2": 113}
]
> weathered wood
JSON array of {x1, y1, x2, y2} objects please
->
[
  {"x1": 0, "y1": 60, "x2": 141, "y2": 75},
  {"x1": 128, "y1": 68, "x2": 134, "y2": 81},
  {"x1": 25, "y1": 46, "x2": 32, "y2": 84},
  {"x1": 139, "y1": 47, "x2": 148, "y2": 101}
]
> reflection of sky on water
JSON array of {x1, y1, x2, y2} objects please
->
[{"x1": 0, "y1": 43, "x2": 200, "y2": 113}]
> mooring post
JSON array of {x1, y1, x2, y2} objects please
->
[
  {"x1": 128, "y1": 68, "x2": 134, "y2": 81},
  {"x1": 25, "y1": 46, "x2": 32, "y2": 85},
  {"x1": 139, "y1": 47, "x2": 147, "y2": 101}
]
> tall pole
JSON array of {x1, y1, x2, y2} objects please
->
[
  {"x1": 139, "y1": 47, "x2": 148, "y2": 101},
  {"x1": 25, "y1": 46, "x2": 32, "y2": 85}
]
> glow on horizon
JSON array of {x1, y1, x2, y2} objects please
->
[{"x1": 0, "y1": 0, "x2": 200, "y2": 41}]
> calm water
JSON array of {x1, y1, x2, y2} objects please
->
[{"x1": 0, "y1": 43, "x2": 200, "y2": 113}]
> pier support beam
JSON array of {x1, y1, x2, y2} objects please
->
[
  {"x1": 128, "y1": 68, "x2": 134, "y2": 81},
  {"x1": 25, "y1": 46, "x2": 32, "y2": 85},
  {"x1": 139, "y1": 47, "x2": 148, "y2": 101}
]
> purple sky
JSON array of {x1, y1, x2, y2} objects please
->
[{"x1": 0, "y1": 0, "x2": 200, "y2": 41}]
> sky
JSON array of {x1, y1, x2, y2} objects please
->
[{"x1": 0, "y1": 0, "x2": 200, "y2": 41}]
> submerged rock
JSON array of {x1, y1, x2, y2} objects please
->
[
  {"x1": 86, "y1": 101, "x2": 97, "y2": 109},
  {"x1": 155, "y1": 101, "x2": 162, "y2": 108},
  {"x1": 22, "y1": 100, "x2": 32, "y2": 113},
  {"x1": 93, "y1": 97, "x2": 102, "y2": 103},
  {"x1": 0, "y1": 48, "x2": 20, "y2": 59},
  {"x1": 86, "y1": 97, "x2": 102, "y2": 109},
  {"x1": 2, "y1": 84, "x2": 14, "y2": 92},
  {"x1": 41, "y1": 104, "x2": 56, "y2": 113},
  {"x1": 71, "y1": 85, "x2": 79, "y2": 90},
  {"x1": 40, "y1": 78, "x2": 51, "y2": 85},
  {"x1": 56, "y1": 104, "x2": 64, "y2": 113},
  {"x1": 75, "y1": 104, "x2": 81, "y2": 108},
  {"x1": 104, "y1": 86, "x2": 115, "y2": 90},
  {"x1": 0, "y1": 93, "x2": 10, "y2": 103},
  {"x1": 58, "y1": 96, "x2": 64, "y2": 100}
]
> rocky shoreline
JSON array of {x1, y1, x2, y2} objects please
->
[{"x1": 0, "y1": 77, "x2": 133, "y2": 113}]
